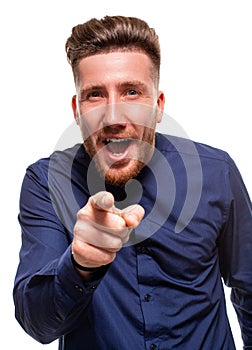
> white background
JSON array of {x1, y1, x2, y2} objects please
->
[{"x1": 1, "y1": 0, "x2": 251, "y2": 348}]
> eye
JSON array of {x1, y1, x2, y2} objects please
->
[
  {"x1": 127, "y1": 89, "x2": 138, "y2": 96},
  {"x1": 79, "y1": 90, "x2": 101, "y2": 102},
  {"x1": 87, "y1": 91, "x2": 101, "y2": 98}
]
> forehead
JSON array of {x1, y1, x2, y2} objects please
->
[{"x1": 76, "y1": 51, "x2": 156, "y2": 86}]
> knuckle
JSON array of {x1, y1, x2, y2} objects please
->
[
  {"x1": 76, "y1": 209, "x2": 87, "y2": 221},
  {"x1": 74, "y1": 219, "x2": 84, "y2": 233},
  {"x1": 112, "y1": 239, "x2": 123, "y2": 251},
  {"x1": 73, "y1": 221, "x2": 81, "y2": 235},
  {"x1": 103, "y1": 235, "x2": 123, "y2": 252},
  {"x1": 73, "y1": 225, "x2": 83, "y2": 238},
  {"x1": 134, "y1": 205, "x2": 145, "y2": 221},
  {"x1": 121, "y1": 228, "x2": 132, "y2": 243},
  {"x1": 95, "y1": 249, "x2": 116, "y2": 266},
  {"x1": 101, "y1": 252, "x2": 116, "y2": 265}
]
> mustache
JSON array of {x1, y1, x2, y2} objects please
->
[{"x1": 94, "y1": 126, "x2": 139, "y2": 144}]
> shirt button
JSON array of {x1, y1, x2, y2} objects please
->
[
  {"x1": 137, "y1": 246, "x2": 149, "y2": 254},
  {"x1": 150, "y1": 344, "x2": 157, "y2": 350},
  {"x1": 144, "y1": 294, "x2": 151, "y2": 302},
  {"x1": 74, "y1": 285, "x2": 83, "y2": 292}
]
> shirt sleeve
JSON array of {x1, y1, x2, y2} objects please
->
[
  {"x1": 13, "y1": 162, "x2": 106, "y2": 344},
  {"x1": 218, "y1": 154, "x2": 252, "y2": 348}
]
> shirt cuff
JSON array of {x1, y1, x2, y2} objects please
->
[{"x1": 56, "y1": 245, "x2": 109, "y2": 303}]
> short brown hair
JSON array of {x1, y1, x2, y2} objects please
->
[{"x1": 65, "y1": 15, "x2": 161, "y2": 84}]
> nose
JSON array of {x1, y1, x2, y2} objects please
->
[{"x1": 102, "y1": 101, "x2": 125, "y2": 127}]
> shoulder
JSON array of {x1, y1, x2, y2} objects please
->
[
  {"x1": 26, "y1": 143, "x2": 87, "y2": 176},
  {"x1": 155, "y1": 132, "x2": 232, "y2": 165}
]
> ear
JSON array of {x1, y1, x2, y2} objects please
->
[
  {"x1": 156, "y1": 91, "x2": 165, "y2": 123},
  {"x1": 72, "y1": 95, "x2": 80, "y2": 125}
]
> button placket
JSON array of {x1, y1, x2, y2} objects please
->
[
  {"x1": 137, "y1": 246, "x2": 149, "y2": 254},
  {"x1": 136, "y1": 244, "x2": 159, "y2": 350}
]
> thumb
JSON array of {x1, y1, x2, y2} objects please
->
[{"x1": 121, "y1": 204, "x2": 145, "y2": 228}]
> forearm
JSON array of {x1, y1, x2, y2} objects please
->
[
  {"x1": 218, "y1": 155, "x2": 252, "y2": 348},
  {"x1": 13, "y1": 247, "x2": 103, "y2": 344},
  {"x1": 231, "y1": 288, "x2": 252, "y2": 349}
]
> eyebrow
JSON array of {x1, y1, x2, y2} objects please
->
[
  {"x1": 119, "y1": 80, "x2": 147, "y2": 88},
  {"x1": 78, "y1": 80, "x2": 148, "y2": 100}
]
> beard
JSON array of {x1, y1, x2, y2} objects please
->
[{"x1": 84, "y1": 126, "x2": 155, "y2": 186}]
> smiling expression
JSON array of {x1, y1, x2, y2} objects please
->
[{"x1": 72, "y1": 51, "x2": 165, "y2": 186}]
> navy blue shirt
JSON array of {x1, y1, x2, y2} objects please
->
[{"x1": 14, "y1": 133, "x2": 252, "y2": 349}]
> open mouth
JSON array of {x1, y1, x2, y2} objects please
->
[{"x1": 103, "y1": 138, "x2": 134, "y2": 155}]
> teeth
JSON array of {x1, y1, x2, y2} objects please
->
[{"x1": 106, "y1": 138, "x2": 129, "y2": 143}]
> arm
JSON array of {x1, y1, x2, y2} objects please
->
[
  {"x1": 14, "y1": 162, "x2": 144, "y2": 344},
  {"x1": 218, "y1": 155, "x2": 252, "y2": 349},
  {"x1": 13, "y1": 164, "x2": 104, "y2": 344}
]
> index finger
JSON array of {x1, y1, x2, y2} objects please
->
[{"x1": 90, "y1": 191, "x2": 116, "y2": 212}]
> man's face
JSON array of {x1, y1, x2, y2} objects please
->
[{"x1": 72, "y1": 51, "x2": 165, "y2": 186}]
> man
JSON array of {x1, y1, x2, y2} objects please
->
[{"x1": 14, "y1": 16, "x2": 252, "y2": 350}]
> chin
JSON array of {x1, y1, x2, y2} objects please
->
[{"x1": 101, "y1": 160, "x2": 144, "y2": 187}]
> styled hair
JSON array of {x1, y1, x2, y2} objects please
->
[{"x1": 65, "y1": 15, "x2": 161, "y2": 84}]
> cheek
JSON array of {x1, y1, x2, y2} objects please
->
[
  {"x1": 77, "y1": 104, "x2": 104, "y2": 137},
  {"x1": 129, "y1": 104, "x2": 157, "y2": 129},
  {"x1": 79, "y1": 116, "x2": 101, "y2": 140},
  {"x1": 78, "y1": 119, "x2": 89, "y2": 140}
]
